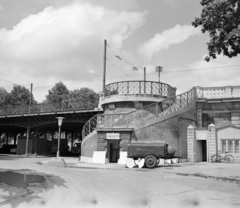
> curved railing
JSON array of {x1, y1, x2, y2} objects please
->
[
  {"x1": 0, "y1": 100, "x2": 97, "y2": 117},
  {"x1": 97, "y1": 87, "x2": 197, "y2": 128},
  {"x1": 82, "y1": 114, "x2": 99, "y2": 141},
  {"x1": 104, "y1": 81, "x2": 176, "y2": 97}
]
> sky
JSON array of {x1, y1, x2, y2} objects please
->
[{"x1": 0, "y1": 0, "x2": 239, "y2": 102}]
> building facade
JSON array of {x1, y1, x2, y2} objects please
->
[{"x1": 81, "y1": 83, "x2": 240, "y2": 164}]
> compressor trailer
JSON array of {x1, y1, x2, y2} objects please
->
[{"x1": 127, "y1": 140, "x2": 180, "y2": 168}]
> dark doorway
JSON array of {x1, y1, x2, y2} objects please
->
[
  {"x1": 202, "y1": 140, "x2": 207, "y2": 161},
  {"x1": 108, "y1": 140, "x2": 120, "y2": 163}
]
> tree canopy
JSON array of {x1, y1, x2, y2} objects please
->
[
  {"x1": 69, "y1": 88, "x2": 99, "y2": 108},
  {"x1": 192, "y1": 0, "x2": 240, "y2": 61},
  {"x1": 4, "y1": 85, "x2": 36, "y2": 105},
  {"x1": 0, "y1": 87, "x2": 8, "y2": 105},
  {"x1": 45, "y1": 81, "x2": 69, "y2": 103},
  {"x1": 45, "y1": 83, "x2": 99, "y2": 108}
]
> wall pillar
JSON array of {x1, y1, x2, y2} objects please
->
[
  {"x1": 208, "y1": 124, "x2": 217, "y2": 161},
  {"x1": 225, "y1": 86, "x2": 232, "y2": 96},
  {"x1": 226, "y1": 140, "x2": 228, "y2": 153},
  {"x1": 197, "y1": 110, "x2": 202, "y2": 127},
  {"x1": 187, "y1": 125, "x2": 195, "y2": 162}
]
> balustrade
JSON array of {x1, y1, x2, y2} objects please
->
[
  {"x1": 195, "y1": 86, "x2": 240, "y2": 98},
  {"x1": 104, "y1": 81, "x2": 176, "y2": 97},
  {"x1": 0, "y1": 100, "x2": 96, "y2": 117},
  {"x1": 97, "y1": 87, "x2": 197, "y2": 129}
]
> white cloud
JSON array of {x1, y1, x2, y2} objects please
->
[
  {"x1": 162, "y1": 55, "x2": 240, "y2": 95},
  {"x1": 138, "y1": 24, "x2": 201, "y2": 61},
  {"x1": 0, "y1": 2, "x2": 146, "y2": 102}
]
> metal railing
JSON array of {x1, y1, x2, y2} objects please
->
[
  {"x1": 82, "y1": 114, "x2": 98, "y2": 141},
  {"x1": 97, "y1": 87, "x2": 197, "y2": 128},
  {"x1": 104, "y1": 81, "x2": 176, "y2": 97},
  {"x1": 0, "y1": 100, "x2": 97, "y2": 117}
]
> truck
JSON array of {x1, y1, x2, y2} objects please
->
[
  {"x1": 127, "y1": 140, "x2": 179, "y2": 168},
  {"x1": 72, "y1": 142, "x2": 81, "y2": 155}
]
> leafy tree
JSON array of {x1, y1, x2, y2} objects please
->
[
  {"x1": 69, "y1": 87, "x2": 99, "y2": 108},
  {"x1": 0, "y1": 87, "x2": 8, "y2": 105},
  {"x1": 45, "y1": 82, "x2": 69, "y2": 103},
  {"x1": 192, "y1": 0, "x2": 240, "y2": 61},
  {"x1": 5, "y1": 85, "x2": 36, "y2": 105}
]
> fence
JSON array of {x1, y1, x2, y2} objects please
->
[{"x1": 104, "y1": 81, "x2": 176, "y2": 97}]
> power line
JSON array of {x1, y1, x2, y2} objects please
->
[
  {"x1": 0, "y1": 78, "x2": 31, "y2": 87},
  {"x1": 107, "y1": 44, "x2": 141, "y2": 71},
  {"x1": 105, "y1": 64, "x2": 240, "y2": 79},
  {"x1": 106, "y1": 58, "x2": 126, "y2": 75}
]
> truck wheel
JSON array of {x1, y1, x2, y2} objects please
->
[{"x1": 145, "y1": 155, "x2": 157, "y2": 168}]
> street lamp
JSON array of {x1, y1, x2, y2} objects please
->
[{"x1": 56, "y1": 117, "x2": 64, "y2": 158}]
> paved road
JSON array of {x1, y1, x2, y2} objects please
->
[{"x1": 0, "y1": 157, "x2": 240, "y2": 208}]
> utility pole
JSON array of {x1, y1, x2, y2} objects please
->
[
  {"x1": 155, "y1": 66, "x2": 163, "y2": 95},
  {"x1": 103, "y1": 39, "x2": 107, "y2": 92},
  {"x1": 144, "y1": 67, "x2": 146, "y2": 94},
  {"x1": 25, "y1": 83, "x2": 33, "y2": 156}
]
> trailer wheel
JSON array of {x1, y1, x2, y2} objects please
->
[{"x1": 145, "y1": 155, "x2": 157, "y2": 168}]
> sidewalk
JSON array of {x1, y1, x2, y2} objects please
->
[{"x1": 63, "y1": 157, "x2": 240, "y2": 184}]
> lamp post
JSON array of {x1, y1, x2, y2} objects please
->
[{"x1": 56, "y1": 117, "x2": 64, "y2": 158}]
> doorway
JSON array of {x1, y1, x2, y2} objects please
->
[
  {"x1": 202, "y1": 140, "x2": 207, "y2": 161},
  {"x1": 108, "y1": 140, "x2": 120, "y2": 163},
  {"x1": 195, "y1": 140, "x2": 207, "y2": 162}
]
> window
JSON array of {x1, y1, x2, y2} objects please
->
[
  {"x1": 221, "y1": 139, "x2": 240, "y2": 153},
  {"x1": 109, "y1": 103, "x2": 115, "y2": 110},
  {"x1": 235, "y1": 140, "x2": 239, "y2": 153},
  {"x1": 222, "y1": 140, "x2": 226, "y2": 153},
  {"x1": 228, "y1": 140, "x2": 233, "y2": 153}
]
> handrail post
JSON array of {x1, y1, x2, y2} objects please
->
[
  {"x1": 159, "y1": 82, "x2": 161, "y2": 95},
  {"x1": 151, "y1": 82, "x2": 153, "y2": 95},
  {"x1": 156, "y1": 102, "x2": 158, "y2": 116},
  {"x1": 127, "y1": 82, "x2": 129, "y2": 94},
  {"x1": 139, "y1": 81, "x2": 141, "y2": 94},
  {"x1": 89, "y1": 123, "x2": 90, "y2": 135},
  {"x1": 180, "y1": 94, "x2": 182, "y2": 108}
]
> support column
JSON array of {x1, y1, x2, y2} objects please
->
[
  {"x1": 43, "y1": 131, "x2": 46, "y2": 155},
  {"x1": 232, "y1": 140, "x2": 235, "y2": 153},
  {"x1": 25, "y1": 118, "x2": 30, "y2": 155},
  {"x1": 14, "y1": 133, "x2": 17, "y2": 145},
  {"x1": 208, "y1": 124, "x2": 217, "y2": 162},
  {"x1": 187, "y1": 125, "x2": 195, "y2": 162},
  {"x1": 197, "y1": 110, "x2": 202, "y2": 127},
  {"x1": 6, "y1": 132, "x2": 9, "y2": 145},
  {"x1": 71, "y1": 131, "x2": 74, "y2": 154},
  {"x1": 34, "y1": 129, "x2": 39, "y2": 155}
]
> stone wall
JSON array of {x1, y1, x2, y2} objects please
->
[
  {"x1": 81, "y1": 132, "x2": 97, "y2": 158},
  {"x1": 135, "y1": 106, "x2": 196, "y2": 159}
]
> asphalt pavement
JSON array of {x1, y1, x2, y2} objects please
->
[{"x1": 1, "y1": 154, "x2": 240, "y2": 184}]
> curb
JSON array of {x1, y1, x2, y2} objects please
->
[
  {"x1": 66, "y1": 164, "x2": 151, "y2": 171},
  {"x1": 175, "y1": 172, "x2": 240, "y2": 184}
]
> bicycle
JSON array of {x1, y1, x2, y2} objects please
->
[{"x1": 211, "y1": 151, "x2": 234, "y2": 163}]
